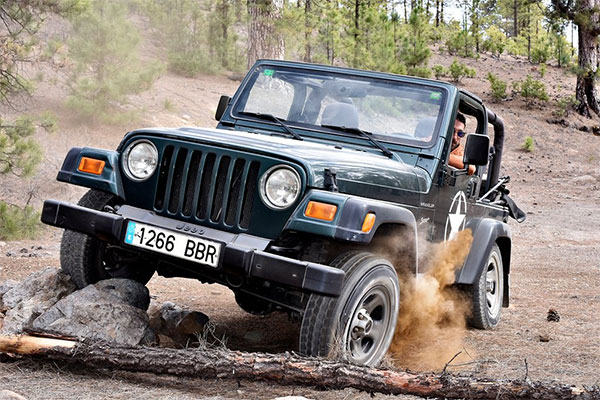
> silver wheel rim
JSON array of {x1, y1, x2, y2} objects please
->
[
  {"x1": 343, "y1": 281, "x2": 397, "y2": 366},
  {"x1": 486, "y1": 251, "x2": 502, "y2": 319}
]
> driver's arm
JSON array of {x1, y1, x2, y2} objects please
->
[{"x1": 449, "y1": 151, "x2": 476, "y2": 175}]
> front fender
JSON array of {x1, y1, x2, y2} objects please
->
[
  {"x1": 456, "y1": 218, "x2": 511, "y2": 286},
  {"x1": 284, "y1": 189, "x2": 418, "y2": 244},
  {"x1": 56, "y1": 147, "x2": 124, "y2": 198}
]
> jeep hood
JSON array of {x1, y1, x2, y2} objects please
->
[{"x1": 133, "y1": 127, "x2": 432, "y2": 194}]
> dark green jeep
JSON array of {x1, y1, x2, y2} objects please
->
[{"x1": 41, "y1": 60, "x2": 524, "y2": 366}]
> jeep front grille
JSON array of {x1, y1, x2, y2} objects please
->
[{"x1": 153, "y1": 145, "x2": 260, "y2": 229}]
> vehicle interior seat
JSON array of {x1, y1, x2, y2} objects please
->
[
  {"x1": 321, "y1": 102, "x2": 359, "y2": 129},
  {"x1": 413, "y1": 117, "x2": 437, "y2": 140}
]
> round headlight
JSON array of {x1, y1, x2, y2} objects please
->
[
  {"x1": 122, "y1": 140, "x2": 158, "y2": 181},
  {"x1": 260, "y1": 165, "x2": 301, "y2": 210}
]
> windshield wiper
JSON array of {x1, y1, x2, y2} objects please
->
[
  {"x1": 238, "y1": 111, "x2": 303, "y2": 141},
  {"x1": 321, "y1": 124, "x2": 393, "y2": 158}
]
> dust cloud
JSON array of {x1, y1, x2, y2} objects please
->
[{"x1": 387, "y1": 229, "x2": 475, "y2": 371}]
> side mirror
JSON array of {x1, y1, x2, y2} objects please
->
[
  {"x1": 215, "y1": 95, "x2": 231, "y2": 121},
  {"x1": 463, "y1": 133, "x2": 490, "y2": 166}
]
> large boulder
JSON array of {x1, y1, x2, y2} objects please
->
[
  {"x1": 32, "y1": 279, "x2": 154, "y2": 346},
  {"x1": 1, "y1": 267, "x2": 76, "y2": 334}
]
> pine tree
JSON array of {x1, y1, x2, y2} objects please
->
[
  {"x1": 399, "y1": 6, "x2": 432, "y2": 77},
  {"x1": 66, "y1": 0, "x2": 163, "y2": 121}
]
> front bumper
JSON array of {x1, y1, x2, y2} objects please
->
[{"x1": 41, "y1": 200, "x2": 345, "y2": 296}]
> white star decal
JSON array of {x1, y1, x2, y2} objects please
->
[{"x1": 444, "y1": 191, "x2": 467, "y2": 242}]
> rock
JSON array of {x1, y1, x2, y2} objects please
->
[
  {"x1": 571, "y1": 175, "x2": 597, "y2": 184},
  {"x1": 547, "y1": 308, "x2": 560, "y2": 322},
  {"x1": 149, "y1": 301, "x2": 209, "y2": 347},
  {"x1": 32, "y1": 279, "x2": 154, "y2": 346},
  {"x1": 539, "y1": 334, "x2": 551, "y2": 342},
  {"x1": 182, "y1": 114, "x2": 191, "y2": 121},
  {"x1": 0, "y1": 390, "x2": 28, "y2": 400},
  {"x1": 0, "y1": 280, "x2": 18, "y2": 310},
  {"x1": 1, "y1": 268, "x2": 76, "y2": 334}
]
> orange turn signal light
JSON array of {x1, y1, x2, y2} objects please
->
[
  {"x1": 305, "y1": 201, "x2": 337, "y2": 221},
  {"x1": 78, "y1": 157, "x2": 105, "y2": 175},
  {"x1": 361, "y1": 212, "x2": 376, "y2": 233}
]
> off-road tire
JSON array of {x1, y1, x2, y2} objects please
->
[
  {"x1": 470, "y1": 243, "x2": 503, "y2": 329},
  {"x1": 299, "y1": 251, "x2": 399, "y2": 367},
  {"x1": 60, "y1": 189, "x2": 155, "y2": 289}
]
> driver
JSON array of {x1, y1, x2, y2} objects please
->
[{"x1": 449, "y1": 112, "x2": 475, "y2": 175}]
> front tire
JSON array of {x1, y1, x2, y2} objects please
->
[
  {"x1": 60, "y1": 189, "x2": 156, "y2": 289},
  {"x1": 470, "y1": 243, "x2": 504, "y2": 329},
  {"x1": 299, "y1": 252, "x2": 400, "y2": 367}
]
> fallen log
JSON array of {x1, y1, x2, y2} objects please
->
[{"x1": 1, "y1": 334, "x2": 598, "y2": 400}]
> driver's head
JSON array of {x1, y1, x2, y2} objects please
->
[{"x1": 453, "y1": 112, "x2": 466, "y2": 148}]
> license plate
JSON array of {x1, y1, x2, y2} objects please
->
[{"x1": 124, "y1": 221, "x2": 221, "y2": 268}]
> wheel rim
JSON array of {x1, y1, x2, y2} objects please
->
[
  {"x1": 343, "y1": 281, "x2": 396, "y2": 366},
  {"x1": 485, "y1": 251, "x2": 502, "y2": 319}
]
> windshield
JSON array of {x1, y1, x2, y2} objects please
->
[{"x1": 232, "y1": 65, "x2": 447, "y2": 146}]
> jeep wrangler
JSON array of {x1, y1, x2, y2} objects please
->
[{"x1": 41, "y1": 60, "x2": 524, "y2": 366}]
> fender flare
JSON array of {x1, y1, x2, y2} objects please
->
[
  {"x1": 284, "y1": 190, "x2": 419, "y2": 272},
  {"x1": 57, "y1": 147, "x2": 124, "y2": 198},
  {"x1": 285, "y1": 190, "x2": 418, "y2": 244},
  {"x1": 456, "y1": 218, "x2": 511, "y2": 305}
]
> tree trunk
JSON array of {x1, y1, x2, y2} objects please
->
[
  {"x1": 353, "y1": 0, "x2": 360, "y2": 67},
  {"x1": 219, "y1": 0, "x2": 230, "y2": 68},
  {"x1": 513, "y1": 0, "x2": 518, "y2": 37},
  {"x1": 1, "y1": 334, "x2": 598, "y2": 400},
  {"x1": 576, "y1": 22, "x2": 600, "y2": 117},
  {"x1": 304, "y1": 0, "x2": 311, "y2": 62},
  {"x1": 247, "y1": 0, "x2": 285, "y2": 69}
]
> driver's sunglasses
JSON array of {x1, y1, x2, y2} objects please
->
[{"x1": 456, "y1": 130, "x2": 466, "y2": 138}]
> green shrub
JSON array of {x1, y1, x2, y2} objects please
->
[
  {"x1": 521, "y1": 136, "x2": 534, "y2": 153},
  {"x1": 482, "y1": 26, "x2": 506, "y2": 57},
  {"x1": 553, "y1": 95, "x2": 578, "y2": 117},
  {"x1": 539, "y1": 63, "x2": 547, "y2": 78},
  {"x1": 0, "y1": 116, "x2": 42, "y2": 177},
  {"x1": 531, "y1": 37, "x2": 552, "y2": 64},
  {"x1": 433, "y1": 65, "x2": 447, "y2": 79},
  {"x1": 505, "y1": 36, "x2": 528, "y2": 56},
  {"x1": 0, "y1": 201, "x2": 42, "y2": 240},
  {"x1": 163, "y1": 98, "x2": 175, "y2": 111},
  {"x1": 515, "y1": 75, "x2": 549, "y2": 108},
  {"x1": 167, "y1": 53, "x2": 217, "y2": 77},
  {"x1": 487, "y1": 72, "x2": 507, "y2": 102},
  {"x1": 446, "y1": 30, "x2": 475, "y2": 58},
  {"x1": 448, "y1": 59, "x2": 476, "y2": 83},
  {"x1": 407, "y1": 66, "x2": 432, "y2": 78},
  {"x1": 38, "y1": 111, "x2": 58, "y2": 133}
]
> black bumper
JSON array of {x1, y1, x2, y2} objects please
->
[{"x1": 41, "y1": 200, "x2": 344, "y2": 296}]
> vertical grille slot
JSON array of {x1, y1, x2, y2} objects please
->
[
  {"x1": 196, "y1": 153, "x2": 216, "y2": 220},
  {"x1": 154, "y1": 145, "x2": 174, "y2": 210},
  {"x1": 239, "y1": 161, "x2": 260, "y2": 229},
  {"x1": 224, "y1": 159, "x2": 246, "y2": 226},
  {"x1": 167, "y1": 148, "x2": 188, "y2": 214},
  {"x1": 181, "y1": 151, "x2": 202, "y2": 216},
  {"x1": 152, "y1": 145, "x2": 261, "y2": 231},
  {"x1": 210, "y1": 156, "x2": 232, "y2": 222}
]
